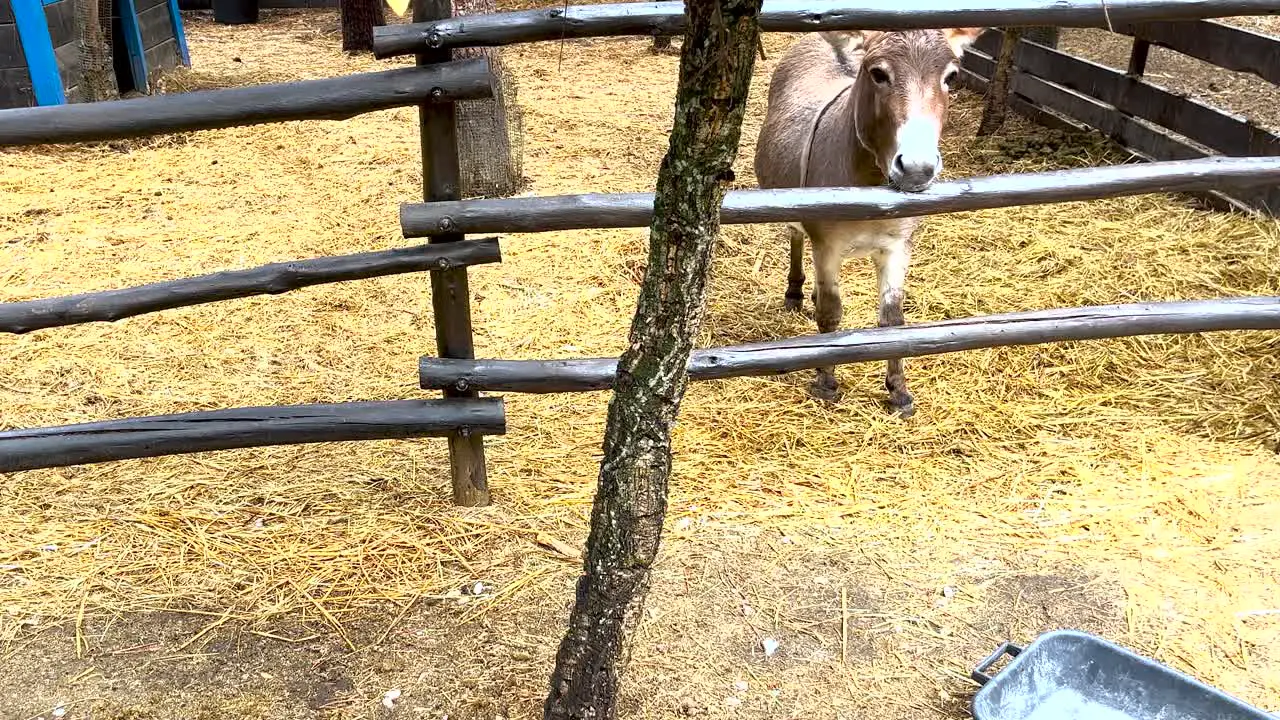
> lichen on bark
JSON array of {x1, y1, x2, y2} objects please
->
[{"x1": 541, "y1": 1, "x2": 763, "y2": 719}]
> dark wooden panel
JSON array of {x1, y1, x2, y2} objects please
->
[
  {"x1": 966, "y1": 47, "x2": 1204, "y2": 160},
  {"x1": 144, "y1": 38, "x2": 179, "y2": 77},
  {"x1": 1111, "y1": 20, "x2": 1280, "y2": 86},
  {"x1": 0, "y1": 0, "x2": 13, "y2": 25},
  {"x1": 0, "y1": 66, "x2": 34, "y2": 109},
  {"x1": 44, "y1": 0, "x2": 78, "y2": 48},
  {"x1": 965, "y1": 47, "x2": 1280, "y2": 215},
  {"x1": 53, "y1": 39, "x2": 82, "y2": 89},
  {"x1": 994, "y1": 32, "x2": 1280, "y2": 158},
  {"x1": 137, "y1": 3, "x2": 173, "y2": 50},
  {"x1": 0, "y1": 23, "x2": 24, "y2": 68}
]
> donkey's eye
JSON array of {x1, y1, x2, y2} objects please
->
[
  {"x1": 942, "y1": 69, "x2": 959, "y2": 90},
  {"x1": 868, "y1": 67, "x2": 891, "y2": 85}
]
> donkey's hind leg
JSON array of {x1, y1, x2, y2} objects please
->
[{"x1": 784, "y1": 224, "x2": 806, "y2": 311}]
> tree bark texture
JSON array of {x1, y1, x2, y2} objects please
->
[
  {"x1": 341, "y1": 0, "x2": 386, "y2": 53},
  {"x1": 541, "y1": 0, "x2": 762, "y2": 718},
  {"x1": 978, "y1": 27, "x2": 1024, "y2": 136},
  {"x1": 452, "y1": 0, "x2": 523, "y2": 197}
]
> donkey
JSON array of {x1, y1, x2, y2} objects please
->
[{"x1": 754, "y1": 28, "x2": 983, "y2": 416}]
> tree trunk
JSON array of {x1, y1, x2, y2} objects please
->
[
  {"x1": 340, "y1": 0, "x2": 385, "y2": 53},
  {"x1": 978, "y1": 27, "x2": 1023, "y2": 136},
  {"x1": 541, "y1": 0, "x2": 762, "y2": 718},
  {"x1": 451, "y1": 0, "x2": 523, "y2": 197}
]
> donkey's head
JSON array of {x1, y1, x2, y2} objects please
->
[{"x1": 828, "y1": 28, "x2": 983, "y2": 192}]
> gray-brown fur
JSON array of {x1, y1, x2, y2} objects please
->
[{"x1": 754, "y1": 27, "x2": 982, "y2": 415}]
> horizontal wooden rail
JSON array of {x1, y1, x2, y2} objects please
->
[
  {"x1": 372, "y1": 0, "x2": 1280, "y2": 56},
  {"x1": 401, "y1": 156, "x2": 1280, "y2": 237},
  {"x1": 962, "y1": 45, "x2": 1280, "y2": 214},
  {"x1": 973, "y1": 32, "x2": 1280, "y2": 158},
  {"x1": 0, "y1": 58, "x2": 494, "y2": 146},
  {"x1": 419, "y1": 298, "x2": 1280, "y2": 393},
  {"x1": 0, "y1": 238, "x2": 501, "y2": 335},
  {"x1": 1111, "y1": 20, "x2": 1280, "y2": 86},
  {"x1": 0, "y1": 398, "x2": 506, "y2": 473}
]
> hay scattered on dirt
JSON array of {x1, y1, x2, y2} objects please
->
[{"x1": 0, "y1": 11, "x2": 1278, "y2": 718}]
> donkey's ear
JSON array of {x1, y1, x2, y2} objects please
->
[
  {"x1": 942, "y1": 27, "x2": 985, "y2": 57},
  {"x1": 821, "y1": 30, "x2": 878, "y2": 57}
]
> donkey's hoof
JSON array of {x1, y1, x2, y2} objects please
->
[
  {"x1": 886, "y1": 391, "x2": 915, "y2": 418},
  {"x1": 808, "y1": 376, "x2": 840, "y2": 403},
  {"x1": 784, "y1": 293, "x2": 804, "y2": 311}
]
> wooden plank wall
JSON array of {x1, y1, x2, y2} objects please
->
[
  {"x1": 0, "y1": 0, "x2": 37, "y2": 108},
  {"x1": 963, "y1": 26, "x2": 1280, "y2": 216},
  {"x1": 177, "y1": 0, "x2": 339, "y2": 10},
  {"x1": 136, "y1": 0, "x2": 180, "y2": 86},
  {"x1": 43, "y1": 0, "x2": 83, "y2": 102},
  {"x1": 1112, "y1": 20, "x2": 1280, "y2": 86}
]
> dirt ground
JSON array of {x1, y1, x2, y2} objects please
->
[{"x1": 1, "y1": 10, "x2": 1279, "y2": 720}]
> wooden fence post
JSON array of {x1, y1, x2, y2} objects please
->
[
  {"x1": 1127, "y1": 38, "x2": 1151, "y2": 77},
  {"x1": 414, "y1": 0, "x2": 490, "y2": 506}
]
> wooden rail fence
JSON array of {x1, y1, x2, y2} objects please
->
[
  {"x1": 2, "y1": 0, "x2": 1279, "y2": 506},
  {"x1": 959, "y1": 20, "x2": 1280, "y2": 214}
]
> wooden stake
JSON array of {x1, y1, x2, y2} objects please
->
[{"x1": 414, "y1": 0, "x2": 490, "y2": 506}]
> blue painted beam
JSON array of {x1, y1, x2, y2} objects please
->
[
  {"x1": 10, "y1": 0, "x2": 64, "y2": 105},
  {"x1": 166, "y1": 0, "x2": 192, "y2": 66},
  {"x1": 117, "y1": 0, "x2": 150, "y2": 91}
]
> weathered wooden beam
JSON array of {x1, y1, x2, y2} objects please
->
[
  {"x1": 0, "y1": 58, "x2": 494, "y2": 146},
  {"x1": 419, "y1": 298, "x2": 1280, "y2": 393},
  {"x1": 372, "y1": 0, "x2": 1280, "y2": 56},
  {"x1": 414, "y1": 0, "x2": 489, "y2": 507},
  {"x1": 401, "y1": 156, "x2": 1280, "y2": 237},
  {"x1": 972, "y1": 31, "x2": 1280, "y2": 158},
  {"x1": 0, "y1": 238, "x2": 501, "y2": 335},
  {"x1": 1110, "y1": 19, "x2": 1280, "y2": 86},
  {"x1": 963, "y1": 45, "x2": 1280, "y2": 215},
  {"x1": 1127, "y1": 38, "x2": 1151, "y2": 77},
  {"x1": 0, "y1": 398, "x2": 506, "y2": 473}
]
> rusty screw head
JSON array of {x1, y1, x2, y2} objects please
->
[
  {"x1": 455, "y1": 379, "x2": 470, "y2": 392},
  {"x1": 427, "y1": 31, "x2": 443, "y2": 48},
  {"x1": 429, "y1": 86, "x2": 444, "y2": 99},
  {"x1": 438, "y1": 217, "x2": 455, "y2": 232}
]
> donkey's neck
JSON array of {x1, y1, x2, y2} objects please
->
[{"x1": 848, "y1": 78, "x2": 887, "y2": 188}]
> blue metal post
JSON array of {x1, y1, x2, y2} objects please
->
[
  {"x1": 117, "y1": 0, "x2": 149, "y2": 91},
  {"x1": 166, "y1": 0, "x2": 191, "y2": 66},
  {"x1": 10, "y1": 0, "x2": 64, "y2": 106}
]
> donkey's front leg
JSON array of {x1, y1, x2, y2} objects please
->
[
  {"x1": 874, "y1": 242, "x2": 914, "y2": 417},
  {"x1": 809, "y1": 239, "x2": 843, "y2": 402}
]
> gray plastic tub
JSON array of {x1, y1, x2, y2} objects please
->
[{"x1": 971, "y1": 629, "x2": 1276, "y2": 720}]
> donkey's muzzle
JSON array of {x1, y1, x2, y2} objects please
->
[{"x1": 890, "y1": 151, "x2": 941, "y2": 193}]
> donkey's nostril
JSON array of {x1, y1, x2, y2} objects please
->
[{"x1": 893, "y1": 154, "x2": 907, "y2": 173}]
